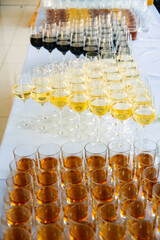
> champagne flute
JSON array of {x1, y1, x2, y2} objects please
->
[{"x1": 12, "y1": 72, "x2": 33, "y2": 129}]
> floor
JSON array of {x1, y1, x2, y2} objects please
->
[{"x1": 0, "y1": 5, "x2": 36, "y2": 144}]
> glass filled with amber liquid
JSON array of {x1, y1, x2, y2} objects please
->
[
  {"x1": 134, "y1": 138, "x2": 156, "y2": 180},
  {"x1": 35, "y1": 168, "x2": 59, "y2": 187},
  {"x1": 142, "y1": 165, "x2": 159, "y2": 202},
  {"x1": 62, "y1": 184, "x2": 88, "y2": 224},
  {"x1": 89, "y1": 166, "x2": 108, "y2": 189},
  {"x1": 37, "y1": 143, "x2": 60, "y2": 171},
  {"x1": 36, "y1": 224, "x2": 63, "y2": 240},
  {"x1": 152, "y1": 183, "x2": 160, "y2": 216},
  {"x1": 61, "y1": 165, "x2": 83, "y2": 189},
  {"x1": 108, "y1": 139, "x2": 131, "y2": 172},
  {"x1": 127, "y1": 200, "x2": 146, "y2": 230},
  {"x1": 6, "y1": 171, "x2": 33, "y2": 192},
  {"x1": 98, "y1": 200, "x2": 118, "y2": 228},
  {"x1": 3, "y1": 227, "x2": 31, "y2": 240},
  {"x1": 1, "y1": 205, "x2": 32, "y2": 232},
  {"x1": 91, "y1": 182, "x2": 115, "y2": 220},
  {"x1": 85, "y1": 142, "x2": 107, "y2": 181},
  {"x1": 69, "y1": 222, "x2": 95, "y2": 240},
  {"x1": 120, "y1": 181, "x2": 139, "y2": 219}
]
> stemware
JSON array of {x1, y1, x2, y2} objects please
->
[
  {"x1": 30, "y1": 25, "x2": 42, "y2": 52},
  {"x1": 12, "y1": 72, "x2": 33, "y2": 129}
]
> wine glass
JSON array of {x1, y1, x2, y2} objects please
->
[
  {"x1": 42, "y1": 23, "x2": 57, "y2": 62},
  {"x1": 30, "y1": 25, "x2": 43, "y2": 59},
  {"x1": 31, "y1": 68, "x2": 52, "y2": 132},
  {"x1": 69, "y1": 85, "x2": 89, "y2": 139},
  {"x1": 83, "y1": 35, "x2": 98, "y2": 55},
  {"x1": 132, "y1": 105, "x2": 156, "y2": 138},
  {"x1": 110, "y1": 100, "x2": 133, "y2": 138},
  {"x1": 12, "y1": 72, "x2": 33, "y2": 129},
  {"x1": 56, "y1": 20, "x2": 70, "y2": 62},
  {"x1": 70, "y1": 30, "x2": 84, "y2": 58},
  {"x1": 50, "y1": 75, "x2": 69, "y2": 135},
  {"x1": 89, "y1": 94, "x2": 110, "y2": 142}
]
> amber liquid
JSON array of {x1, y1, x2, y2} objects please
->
[
  {"x1": 100, "y1": 203, "x2": 117, "y2": 223},
  {"x1": 37, "y1": 225, "x2": 62, "y2": 240},
  {"x1": 142, "y1": 167, "x2": 157, "y2": 201},
  {"x1": 68, "y1": 204, "x2": 88, "y2": 222},
  {"x1": 4, "y1": 228, "x2": 30, "y2": 240},
  {"x1": 7, "y1": 206, "x2": 31, "y2": 228},
  {"x1": 100, "y1": 224, "x2": 126, "y2": 240},
  {"x1": 36, "y1": 186, "x2": 58, "y2": 204},
  {"x1": 90, "y1": 168, "x2": 107, "y2": 185},
  {"x1": 92, "y1": 185, "x2": 114, "y2": 202},
  {"x1": 69, "y1": 224, "x2": 94, "y2": 240},
  {"x1": 130, "y1": 221, "x2": 154, "y2": 240},
  {"x1": 61, "y1": 169, "x2": 83, "y2": 187},
  {"x1": 13, "y1": 172, "x2": 32, "y2": 189},
  {"x1": 9, "y1": 188, "x2": 31, "y2": 206},
  {"x1": 66, "y1": 185, "x2": 88, "y2": 203},
  {"x1": 86, "y1": 156, "x2": 106, "y2": 169},
  {"x1": 121, "y1": 184, "x2": 138, "y2": 218},
  {"x1": 17, "y1": 158, "x2": 34, "y2": 173},
  {"x1": 152, "y1": 187, "x2": 160, "y2": 215},
  {"x1": 115, "y1": 168, "x2": 133, "y2": 196},
  {"x1": 63, "y1": 156, "x2": 82, "y2": 169},
  {"x1": 128, "y1": 201, "x2": 145, "y2": 230},
  {"x1": 36, "y1": 204, "x2": 60, "y2": 224},
  {"x1": 109, "y1": 154, "x2": 128, "y2": 169},
  {"x1": 39, "y1": 157, "x2": 58, "y2": 170},
  {"x1": 37, "y1": 171, "x2": 58, "y2": 186},
  {"x1": 136, "y1": 153, "x2": 154, "y2": 179}
]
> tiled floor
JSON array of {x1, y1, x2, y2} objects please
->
[{"x1": 0, "y1": 5, "x2": 36, "y2": 144}]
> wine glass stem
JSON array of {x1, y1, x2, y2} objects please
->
[
  {"x1": 23, "y1": 100, "x2": 27, "y2": 125},
  {"x1": 49, "y1": 53, "x2": 52, "y2": 64},
  {"x1": 59, "y1": 110, "x2": 63, "y2": 134},
  {"x1": 117, "y1": 120, "x2": 123, "y2": 137},
  {"x1": 63, "y1": 54, "x2": 66, "y2": 63},
  {"x1": 97, "y1": 116, "x2": 101, "y2": 142},
  {"x1": 77, "y1": 112, "x2": 81, "y2": 138},
  {"x1": 141, "y1": 125, "x2": 145, "y2": 139}
]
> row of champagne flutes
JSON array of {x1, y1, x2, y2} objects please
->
[
  {"x1": 12, "y1": 49, "x2": 156, "y2": 143},
  {"x1": 30, "y1": 9, "x2": 138, "y2": 62},
  {"x1": 1, "y1": 138, "x2": 160, "y2": 239}
]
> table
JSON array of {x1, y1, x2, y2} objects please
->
[{"x1": 0, "y1": 1, "x2": 160, "y2": 225}]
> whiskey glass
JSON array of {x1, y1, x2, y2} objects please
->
[
  {"x1": 13, "y1": 144, "x2": 37, "y2": 173},
  {"x1": 6, "y1": 172, "x2": 33, "y2": 192},
  {"x1": 89, "y1": 166, "x2": 108, "y2": 189},
  {"x1": 2, "y1": 227, "x2": 31, "y2": 240},
  {"x1": 35, "y1": 167, "x2": 59, "y2": 187},
  {"x1": 99, "y1": 220, "x2": 127, "y2": 240},
  {"x1": 98, "y1": 200, "x2": 118, "y2": 227},
  {"x1": 36, "y1": 224, "x2": 63, "y2": 240},
  {"x1": 142, "y1": 165, "x2": 160, "y2": 202},
  {"x1": 152, "y1": 183, "x2": 160, "y2": 217},
  {"x1": 1, "y1": 205, "x2": 32, "y2": 232},
  {"x1": 127, "y1": 199, "x2": 146, "y2": 230},
  {"x1": 120, "y1": 181, "x2": 140, "y2": 219},
  {"x1": 67, "y1": 203, "x2": 89, "y2": 224},
  {"x1": 108, "y1": 139, "x2": 131, "y2": 171},
  {"x1": 69, "y1": 221, "x2": 95, "y2": 240},
  {"x1": 91, "y1": 182, "x2": 115, "y2": 220},
  {"x1": 37, "y1": 143, "x2": 60, "y2": 170},
  {"x1": 85, "y1": 142, "x2": 107, "y2": 181},
  {"x1": 9, "y1": 159, "x2": 35, "y2": 179},
  {"x1": 134, "y1": 138, "x2": 156, "y2": 180},
  {"x1": 35, "y1": 202, "x2": 61, "y2": 225},
  {"x1": 61, "y1": 142, "x2": 83, "y2": 169}
]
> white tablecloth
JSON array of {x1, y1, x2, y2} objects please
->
[{"x1": 0, "y1": 6, "x2": 160, "y2": 219}]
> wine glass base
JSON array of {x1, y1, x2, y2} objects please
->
[{"x1": 16, "y1": 120, "x2": 34, "y2": 130}]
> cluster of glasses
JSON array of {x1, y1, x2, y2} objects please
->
[
  {"x1": 1, "y1": 138, "x2": 160, "y2": 239},
  {"x1": 12, "y1": 51, "x2": 155, "y2": 142},
  {"x1": 30, "y1": 9, "x2": 138, "y2": 63}
]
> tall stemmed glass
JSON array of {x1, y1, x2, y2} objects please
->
[
  {"x1": 42, "y1": 23, "x2": 57, "y2": 63},
  {"x1": 30, "y1": 25, "x2": 42, "y2": 52},
  {"x1": 31, "y1": 68, "x2": 51, "y2": 132},
  {"x1": 50, "y1": 73, "x2": 69, "y2": 135},
  {"x1": 69, "y1": 84, "x2": 89, "y2": 139},
  {"x1": 56, "y1": 21, "x2": 70, "y2": 62},
  {"x1": 12, "y1": 72, "x2": 33, "y2": 129}
]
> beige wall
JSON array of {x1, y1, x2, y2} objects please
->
[{"x1": 1, "y1": 0, "x2": 38, "y2": 5}]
